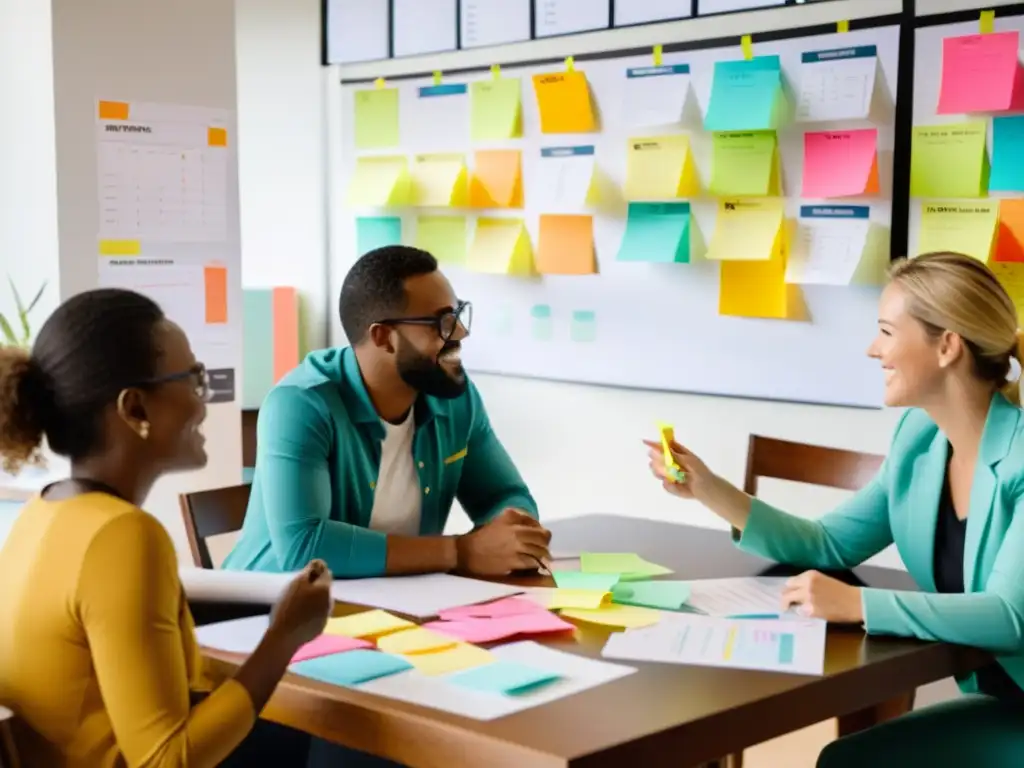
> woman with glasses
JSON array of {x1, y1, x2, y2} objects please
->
[{"x1": 0, "y1": 288, "x2": 332, "y2": 767}]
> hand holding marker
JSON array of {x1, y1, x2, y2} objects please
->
[{"x1": 658, "y1": 423, "x2": 687, "y2": 484}]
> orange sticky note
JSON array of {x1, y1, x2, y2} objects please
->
[
  {"x1": 208, "y1": 127, "x2": 228, "y2": 147},
  {"x1": 938, "y1": 31, "x2": 1024, "y2": 114},
  {"x1": 98, "y1": 100, "x2": 129, "y2": 120},
  {"x1": 802, "y1": 129, "x2": 879, "y2": 198},
  {"x1": 470, "y1": 150, "x2": 522, "y2": 208},
  {"x1": 536, "y1": 214, "x2": 596, "y2": 275},
  {"x1": 995, "y1": 199, "x2": 1024, "y2": 263},
  {"x1": 204, "y1": 265, "x2": 228, "y2": 324},
  {"x1": 532, "y1": 71, "x2": 597, "y2": 134},
  {"x1": 271, "y1": 287, "x2": 299, "y2": 381}
]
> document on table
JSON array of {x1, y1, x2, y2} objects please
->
[
  {"x1": 195, "y1": 615, "x2": 271, "y2": 654},
  {"x1": 330, "y1": 573, "x2": 524, "y2": 618},
  {"x1": 180, "y1": 567, "x2": 295, "y2": 604},
  {"x1": 684, "y1": 577, "x2": 789, "y2": 617},
  {"x1": 602, "y1": 614, "x2": 827, "y2": 676}
]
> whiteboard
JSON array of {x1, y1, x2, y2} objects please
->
[{"x1": 336, "y1": 23, "x2": 901, "y2": 408}]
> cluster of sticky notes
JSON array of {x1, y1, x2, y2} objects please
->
[
  {"x1": 802, "y1": 129, "x2": 880, "y2": 198},
  {"x1": 424, "y1": 596, "x2": 576, "y2": 644},
  {"x1": 937, "y1": 30, "x2": 1024, "y2": 115},
  {"x1": 711, "y1": 131, "x2": 781, "y2": 197},
  {"x1": 617, "y1": 202, "x2": 691, "y2": 264},
  {"x1": 705, "y1": 55, "x2": 786, "y2": 132},
  {"x1": 532, "y1": 69, "x2": 597, "y2": 134},
  {"x1": 625, "y1": 135, "x2": 700, "y2": 199},
  {"x1": 917, "y1": 201, "x2": 1000, "y2": 263},
  {"x1": 910, "y1": 122, "x2": 988, "y2": 198},
  {"x1": 786, "y1": 205, "x2": 887, "y2": 286}
]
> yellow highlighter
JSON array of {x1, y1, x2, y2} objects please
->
[{"x1": 657, "y1": 422, "x2": 687, "y2": 484}]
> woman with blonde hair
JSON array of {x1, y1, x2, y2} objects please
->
[{"x1": 646, "y1": 252, "x2": 1024, "y2": 765}]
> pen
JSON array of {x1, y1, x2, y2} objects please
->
[{"x1": 531, "y1": 556, "x2": 551, "y2": 576}]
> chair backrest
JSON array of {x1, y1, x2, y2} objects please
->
[
  {"x1": 0, "y1": 706, "x2": 20, "y2": 768},
  {"x1": 743, "y1": 435, "x2": 885, "y2": 496},
  {"x1": 179, "y1": 484, "x2": 251, "y2": 569}
]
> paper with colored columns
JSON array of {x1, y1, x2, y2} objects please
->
[
  {"x1": 616, "y1": 202, "x2": 691, "y2": 264},
  {"x1": 356, "y1": 216, "x2": 402, "y2": 255},
  {"x1": 470, "y1": 150, "x2": 523, "y2": 208},
  {"x1": 324, "y1": 610, "x2": 413, "y2": 639},
  {"x1": 625, "y1": 135, "x2": 700, "y2": 199},
  {"x1": 468, "y1": 218, "x2": 535, "y2": 275},
  {"x1": 990, "y1": 116, "x2": 1024, "y2": 193},
  {"x1": 996, "y1": 199, "x2": 1024, "y2": 263},
  {"x1": 415, "y1": 216, "x2": 467, "y2": 266},
  {"x1": 536, "y1": 214, "x2": 596, "y2": 275},
  {"x1": 447, "y1": 660, "x2": 563, "y2": 696},
  {"x1": 707, "y1": 198, "x2": 784, "y2": 261},
  {"x1": 910, "y1": 122, "x2": 988, "y2": 199},
  {"x1": 423, "y1": 612, "x2": 575, "y2": 644},
  {"x1": 532, "y1": 70, "x2": 597, "y2": 134},
  {"x1": 411, "y1": 153, "x2": 468, "y2": 206},
  {"x1": 347, "y1": 156, "x2": 410, "y2": 207},
  {"x1": 353, "y1": 87, "x2": 400, "y2": 149},
  {"x1": 470, "y1": 77, "x2": 522, "y2": 140},
  {"x1": 580, "y1": 552, "x2": 673, "y2": 581},
  {"x1": 290, "y1": 649, "x2": 412, "y2": 686},
  {"x1": 710, "y1": 131, "x2": 781, "y2": 197},
  {"x1": 786, "y1": 205, "x2": 886, "y2": 286},
  {"x1": 612, "y1": 581, "x2": 692, "y2": 611},
  {"x1": 705, "y1": 56, "x2": 786, "y2": 132},
  {"x1": 802, "y1": 129, "x2": 880, "y2": 198},
  {"x1": 917, "y1": 201, "x2": 998, "y2": 263},
  {"x1": 658, "y1": 422, "x2": 685, "y2": 483},
  {"x1": 938, "y1": 31, "x2": 1024, "y2": 115}
]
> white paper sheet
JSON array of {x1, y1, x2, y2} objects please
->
[
  {"x1": 358, "y1": 641, "x2": 636, "y2": 720},
  {"x1": 534, "y1": 0, "x2": 610, "y2": 38},
  {"x1": 195, "y1": 614, "x2": 271, "y2": 654},
  {"x1": 331, "y1": 573, "x2": 524, "y2": 618},
  {"x1": 785, "y1": 218, "x2": 879, "y2": 285},
  {"x1": 796, "y1": 55, "x2": 878, "y2": 123},
  {"x1": 460, "y1": 0, "x2": 531, "y2": 48},
  {"x1": 180, "y1": 567, "x2": 295, "y2": 604},
  {"x1": 602, "y1": 614, "x2": 826, "y2": 676},
  {"x1": 623, "y1": 66, "x2": 694, "y2": 128},
  {"x1": 393, "y1": 0, "x2": 457, "y2": 56},
  {"x1": 684, "y1": 577, "x2": 789, "y2": 617},
  {"x1": 534, "y1": 146, "x2": 597, "y2": 211}
]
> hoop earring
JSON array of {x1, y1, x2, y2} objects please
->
[{"x1": 137, "y1": 421, "x2": 150, "y2": 440}]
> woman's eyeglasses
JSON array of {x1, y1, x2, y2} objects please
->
[{"x1": 137, "y1": 363, "x2": 212, "y2": 402}]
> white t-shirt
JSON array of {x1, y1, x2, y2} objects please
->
[{"x1": 367, "y1": 409, "x2": 422, "y2": 535}]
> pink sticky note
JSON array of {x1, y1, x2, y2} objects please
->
[
  {"x1": 938, "y1": 31, "x2": 1024, "y2": 114},
  {"x1": 291, "y1": 634, "x2": 374, "y2": 663},
  {"x1": 436, "y1": 596, "x2": 546, "y2": 621},
  {"x1": 802, "y1": 129, "x2": 879, "y2": 199},
  {"x1": 424, "y1": 611, "x2": 576, "y2": 644}
]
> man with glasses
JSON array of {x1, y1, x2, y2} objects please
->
[{"x1": 225, "y1": 245, "x2": 550, "y2": 579}]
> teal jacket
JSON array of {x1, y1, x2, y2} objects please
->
[
  {"x1": 739, "y1": 393, "x2": 1024, "y2": 693},
  {"x1": 223, "y1": 347, "x2": 537, "y2": 577}
]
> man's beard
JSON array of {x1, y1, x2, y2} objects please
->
[{"x1": 396, "y1": 340, "x2": 467, "y2": 399}]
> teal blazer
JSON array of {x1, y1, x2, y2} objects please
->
[
  {"x1": 738, "y1": 393, "x2": 1024, "y2": 693},
  {"x1": 223, "y1": 347, "x2": 537, "y2": 578}
]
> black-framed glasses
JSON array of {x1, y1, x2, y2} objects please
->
[
  {"x1": 377, "y1": 300, "x2": 472, "y2": 342},
  {"x1": 137, "y1": 363, "x2": 212, "y2": 402}
]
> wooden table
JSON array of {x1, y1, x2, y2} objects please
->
[{"x1": 201, "y1": 515, "x2": 987, "y2": 768}]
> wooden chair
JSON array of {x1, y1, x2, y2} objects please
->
[
  {"x1": 0, "y1": 706, "x2": 20, "y2": 768},
  {"x1": 179, "y1": 484, "x2": 251, "y2": 569}
]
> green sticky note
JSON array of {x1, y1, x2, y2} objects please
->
[
  {"x1": 415, "y1": 216, "x2": 467, "y2": 265},
  {"x1": 910, "y1": 121, "x2": 989, "y2": 198},
  {"x1": 356, "y1": 216, "x2": 402, "y2": 255},
  {"x1": 612, "y1": 580, "x2": 691, "y2": 611},
  {"x1": 447, "y1": 660, "x2": 561, "y2": 695},
  {"x1": 705, "y1": 56, "x2": 786, "y2": 132},
  {"x1": 290, "y1": 650, "x2": 411, "y2": 686},
  {"x1": 554, "y1": 571, "x2": 620, "y2": 591},
  {"x1": 470, "y1": 78, "x2": 522, "y2": 141},
  {"x1": 354, "y1": 88, "x2": 400, "y2": 149},
  {"x1": 710, "y1": 131, "x2": 780, "y2": 196},
  {"x1": 530, "y1": 304, "x2": 553, "y2": 341},
  {"x1": 617, "y1": 202, "x2": 691, "y2": 264},
  {"x1": 580, "y1": 552, "x2": 673, "y2": 580},
  {"x1": 570, "y1": 310, "x2": 597, "y2": 343}
]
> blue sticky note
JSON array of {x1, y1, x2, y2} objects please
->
[
  {"x1": 705, "y1": 56, "x2": 784, "y2": 132},
  {"x1": 357, "y1": 216, "x2": 403, "y2": 255},
  {"x1": 290, "y1": 650, "x2": 412, "y2": 686},
  {"x1": 617, "y1": 202, "x2": 691, "y2": 263},
  {"x1": 554, "y1": 571, "x2": 619, "y2": 591},
  {"x1": 447, "y1": 660, "x2": 562, "y2": 695},
  {"x1": 990, "y1": 116, "x2": 1024, "y2": 192},
  {"x1": 570, "y1": 310, "x2": 597, "y2": 343},
  {"x1": 612, "y1": 580, "x2": 691, "y2": 611}
]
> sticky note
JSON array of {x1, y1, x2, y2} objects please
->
[
  {"x1": 411, "y1": 153, "x2": 468, "y2": 206},
  {"x1": 616, "y1": 202, "x2": 691, "y2": 264},
  {"x1": 910, "y1": 122, "x2": 988, "y2": 199},
  {"x1": 324, "y1": 610, "x2": 413, "y2": 639},
  {"x1": 711, "y1": 131, "x2": 781, "y2": 197},
  {"x1": 470, "y1": 77, "x2": 522, "y2": 140},
  {"x1": 625, "y1": 135, "x2": 700, "y2": 199},
  {"x1": 98, "y1": 100, "x2": 129, "y2": 120},
  {"x1": 720, "y1": 255, "x2": 795, "y2": 320},
  {"x1": 423, "y1": 612, "x2": 575, "y2": 644},
  {"x1": 658, "y1": 422, "x2": 685, "y2": 483},
  {"x1": 996, "y1": 199, "x2": 1024, "y2": 262},
  {"x1": 560, "y1": 604, "x2": 662, "y2": 629},
  {"x1": 468, "y1": 218, "x2": 535, "y2": 275},
  {"x1": 415, "y1": 216, "x2": 468, "y2": 265},
  {"x1": 438, "y1": 597, "x2": 546, "y2": 621},
  {"x1": 347, "y1": 156, "x2": 410, "y2": 207},
  {"x1": 532, "y1": 71, "x2": 597, "y2": 133},
  {"x1": 530, "y1": 304, "x2": 553, "y2": 341},
  {"x1": 207, "y1": 127, "x2": 228, "y2": 147},
  {"x1": 992, "y1": 263, "x2": 1024, "y2": 325},
  {"x1": 356, "y1": 216, "x2": 402, "y2": 254},
  {"x1": 203, "y1": 265, "x2": 228, "y2": 324},
  {"x1": 376, "y1": 627, "x2": 458, "y2": 655},
  {"x1": 447, "y1": 661, "x2": 562, "y2": 695},
  {"x1": 705, "y1": 56, "x2": 786, "y2": 132},
  {"x1": 536, "y1": 214, "x2": 596, "y2": 275},
  {"x1": 553, "y1": 572, "x2": 620, "y2": 591},
  {"x1": 938, "y1": 32, "x2": 1024, "y2": 114},
  {"x1": 570, "y1": 310, "x2": 597, "y2": 343},
  {"x1": 707, "y1": 198, "x2": 784, "y2": 262},
  {"x1": 990, "y1": 116, "x2": 1024, "y2": 192},
  {"x1": 98, "y1": 239, "x2": 141, "y2": 256},
  {"x1": 404, "y1": 642, "x2": 494, "y2": 676},
  {"x1": 580, "y1": 552, "x2": 673, "y2": 580},
  {"x1": 291, "y1": 634, "x2": 374, "y2": 663},
  {"x1": 918, "y1": 201, "x2": 998, "y2": 262},
  {"x1": 546, "y1": 589, "x2": 611, "y2": 610},
  {"x1": 611, "y1": 581, "x2": 692, "y2": 611},
  {"x1": 470, "y1": 150, "x2": 523, "y2": 208},
  {"x1": 802, "y1": 129, "x2": 880, "y2": 198},
  {"x1": 290, "y1": 649, "x2": 412, "y2": 686},
  {"x1": 354, "y1": 87, "x2": 400, "y2": 149}
]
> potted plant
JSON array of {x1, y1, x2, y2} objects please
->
[{"x1": 0, "y1": 278, "x2": 46, "y2": 350}]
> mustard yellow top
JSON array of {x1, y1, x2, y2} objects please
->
[{"x1": 0, "y1": 493, "x2": 256, "y2": 767}]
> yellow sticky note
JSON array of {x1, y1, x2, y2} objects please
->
[
  {"x1": 560, "y1": 604, "x2": 662, "y2": 629},
  {"x1": 741, "y1": 35, "x2": 754, "y2": 60},
  {"x1": 376, "y1": 627, "x2": 457, "y2": 655},
  {"x1": 470, "y1": 78, "x2": 522, "y2": 140},
  {"x1": 415, "y1": 216, "x2": 468, "y2": 266},
  {"x1": 405, "y1": 643, "x2": 495, "y2": 676},
  {"x1": 354, "y1": 87, "x2": 400, "y2": 149},
  {"x1": 580, "y1": 552, "x2": 673, "y2": 580},
  {"x1": 324, "y1": 610, "x2": 413, "y2": 639},
  {"x1": 711, "y1": 131, "x2": 781, "y2": 196},
  {"x1": 546, "y1": 589, "x2": 611, "y2": 610},
  {"x1": 411, "y1": 153, "x2": 468, "y2": 206},
  {"x1": 707, "y1": 198, "x2": 784, "y2": 261},
  {"x1": 658, "y1": 422, "x2": 685, "y2": 483},
  {"x1": 470, "y1": 149, "x2": 523, "y2": 208},
  {"x1": 719, "y1": 255, "x2": 795, "y2": 320},
  {"x1": 468, "y1": 218, "x2": 535, "y2": 276},
  {"x1": 991, "y1": 262, "x2": 1024, "y2": 325},
  {"x1": 910, "y1": 122, "x2": 988, "y2": 198},
  {"x1": 532, "y1": 71, "x2": 597, "y2": 134},
  {"x1": 347, "y1": 156, "x2": 410, "y2": 207},
  {"x1": 625, "y1": 135, "x2": 701, "y2": 200},
  {"x1": 98, "y1": 239, "x2": 141, "y2": 256},
  {"x1": 918, "y1": 201, "x2": 998, "y2": 262}
]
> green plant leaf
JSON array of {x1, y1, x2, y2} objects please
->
[
  {"x1": 0, "y1": 312, "x2": 17, "y2": 346},
  {"x1": 25, "y1": 282, "x2": 46, "y2": 315},
  {"x1": 7, "y1": 277, "x2": 30, "y2": 341}
]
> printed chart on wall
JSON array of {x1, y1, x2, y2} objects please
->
[
  {"x1": 338, "y1": 19, "x2": 901, "y2": 408},
  {"x1": 95, "y1": 100, "x2": 238, "y2": 402}
]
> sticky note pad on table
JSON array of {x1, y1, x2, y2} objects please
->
[
  {"x1": 546, "y1": 589, "x2": 611, "y2": 610},
  {"x1": 705, "y1": 56, "x2": 785, "y2": 132},
  {"x1": 710, "y1": 131, "x2": 781, "y2": 196},
  {"x1": 938, "y1": 31, "x2": 1024, "y2": 115},
  {"x1": 353, "y1": 87, "x2": 400, "y2": 149},
  {"x1": 786, "y1": 205, "x2": 885, "y2": 286},
  {"x1": 411, "y1": 153, "x2": 468, "y2": 206},
  {"x1": 415, "y1": 216, "x2": 468, "y2": 266},
  {"x1": 404, "y1": 642, "x2": 495, "y2": 676},
  {"x1": 990, "y1": 116, "x2": 1024, "y2": 193},
  {"x1": 536, "y1": 214, "x2": 596, "y2": 275},
  {"x1": 996, "y1": 200, "x2": 1024, "y2": 263},
  {"x1": 324, "y1": 610, "x2": 413, "y2": 639},
  {"x1": 438, "y1": 596, "x2": 546, "y2": 621},
  {"x1": 356, "y1": 216, "x2": 402, "y2": 255},
  {"x1": 470, "y1": 77, "x2": 522, "y2": 140},
  {"x1": 616, "y1": 202, "x2": 691, "y2": 264},
  {"x1": 470, "y1": 150, "x2": 523, "y2": 208},
  {"x1": 917, "y1": 201, "x2": 998, "y2": 262},
  {"x1": 532, "y1": 70, "x2": 597, "y2": 133},
  {"x1": 423, "y1": 611, "x2": 575, "y2": 644},
  {"x1": 291, "y1": 634, "x2": 375, "y2": 663},
  {"x1": 707, "y1": 198, "x2": 784, "y2": 262},
  {"x1": 447, "y1": 660, "x2": 562, "y2": 696},
  {"x1": 347, "y1": 156, "x2": 410, "y2": 207},
  {"x1": 560, "y1": 604, "x2": 662, "y2": 629},
  {"x1": 580, "y1": 552, "x2": 673, "y2": 580},
  {"x1": 611, "y1": 581, "x2": 692, "y2": 611},
  {"x1": 553, "y1": 572, "x2": 620, "y2": 591},
  {"x1": 625, "y1": 135, "x2": 700, "y2": 199},
  {"x1": 910, "y1": 122, "x2": 988, "y2": 199},
  {"x1": 720, "y1": 249, "x2": 794, "y2": 320},
  {"x1": 802, "y1": 129, "x2": 880, "y2": 198},
  {"x1": 468, "y1": 218, "x2": 535, "y2": 276},
  {"x1": 290, "y1": 649, "x2": 412, "y2": 686}
]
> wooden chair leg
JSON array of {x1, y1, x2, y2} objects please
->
[{"x1": 836, "y1": 691, "x2": 915, "y2": 737}]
